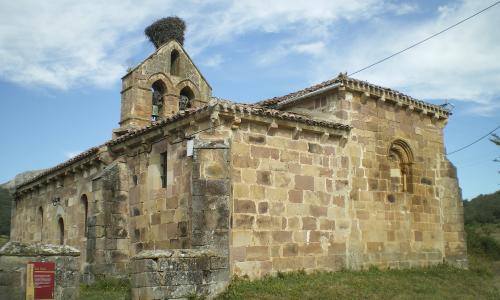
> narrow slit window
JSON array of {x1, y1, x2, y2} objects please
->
[
  {"x1": 161, "y1": 151, "x2": 168, "y2": 188},
  {"x1": 38, "y1": 207, "x2": 43, "y2": 242},
  {"x1": 58, "y1": 217, "x2": 65, "y2": 245},
  {"x1": 81, "y1": 195, "x2": 89, "y2": 238}
]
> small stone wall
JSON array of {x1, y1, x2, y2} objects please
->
[
  {"x1": 130, "y1": 249, "x2": 229, "y2": 300},
  {"x1": 0, "y1": 242, "x2": 80, "y2": 300}
]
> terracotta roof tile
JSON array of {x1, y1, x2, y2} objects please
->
[
  {"x1": 211, "y1": 98, "x2": 350, "y2": 130},
  {"x1": 255, "y1": 73, "x2": 450, "y2": 115}
]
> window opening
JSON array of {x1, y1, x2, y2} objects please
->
[
  {"x1": 388, "y1": 140, "x2": 414, "y2": 193},
  {"x1": 38, "y1": 207, "x2": 43, "y2": 241},
  {"x1": 179, "y1": 86, "x2": 194, "y2": 111},
  {"x1": 58, "y1": 217, "x2": 65, "y2": 245},
  {"x1": 170, "y1": 50, "x2": 180, "y2": 76},
  {"x1": 81, "y1": 195, "x2": 89, "y2": 238},
  {"x1": 161, "y1": 151, "x2": 168, "y2": 188},
  {"x1": 151, "y1": 80, "x2": 166, "y2": 121}
]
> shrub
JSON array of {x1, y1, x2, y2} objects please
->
[{"x1": 465, "y1": 225, "x2": 500, "y2": 260}]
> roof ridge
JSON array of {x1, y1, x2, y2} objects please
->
[{"x1": 255, "y1": 73, "x2": 450, "y2": 115}]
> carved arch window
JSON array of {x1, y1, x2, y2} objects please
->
[
  {"x1": 151, "y1": 80, "x2": 167, "y2": 121},
  {"x1": 388, "y1": 139, "x2": 414, "y2": 193},
  {"x1": 179, "y1": 86, "x2": 194, "y2": 111},
  {"x1": 170, "y1": 49, "x2": 180, "y2": 76}
]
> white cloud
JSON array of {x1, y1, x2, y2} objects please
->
[
  {"x1": 0, "y1": 0, "x2": 498, "y2": 116},
  {"x1": 0, "y1": 0, "x2": 170, "y2": 89},
  {"x1": 293, "y1": 42, "x2": 326, "y2": 56},
  {"x1": 312, "y1": 0, "x2": 500, "y2": 114},
  {"x1": 202, "y1": 54, "x2": 224, "y2": 68},
  {"x1": 256, "y1": 41, "x2": 327, "y2": 66},
  {"x1": 64, "y1": 151, "x2": 82, "y2": 159},
  {"x1": 0, "y1": 0, "x2": 396, "y2": 89},
  {"x1": 387, "y1": 2, "x2": 419, "y2": 15}
]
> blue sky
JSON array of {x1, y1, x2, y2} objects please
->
[{"x1": 0, "y1": 0, "x2": 498, "y2": 199}]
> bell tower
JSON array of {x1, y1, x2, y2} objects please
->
[{"x1": 114, "y1": 17, "x2": 212, "y2": 137}]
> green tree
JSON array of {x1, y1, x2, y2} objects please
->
[
  {"x1": 492, "y1": 133, "x2": 500, "y2": 173},
  {"x1": 0, "y1": 187, "x2": 12, "y2": 235},
  {"x1": 491, "y1": 133, "x2": 500, "y2": 146}
]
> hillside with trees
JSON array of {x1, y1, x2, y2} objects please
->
[
  {"x1": 0, "y1": 186, "x2": 12, "y2": 236},
  {"x1": 464, "y1": 190, "x2": 500, "y2": 224}
]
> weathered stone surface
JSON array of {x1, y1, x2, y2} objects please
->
[
  {"x1": 131, "y1": 250, "x2": 229, "y2": 299},
  {"x1": 0, "y1": 242, "x2": 80, "y2": 256}
]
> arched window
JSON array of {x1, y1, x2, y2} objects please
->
[
  {"x1": 81, "y1": 195, "x2": 89, "y2": 238},
  {"x1": 179, "y1": 86, "x2": 194, "y2": 111},
  {"x1": 38, "y1": 207, "x2": 43, "y2": 242},
  {"x1": 170, "y1": 49, "x2": 180, "y2": 76},
  {"x1": 58, "y1": 217, "x2": 65, "y2": 245},
  {"x1": 388, "y1": 139, "x2": 414, "y2": 193},
  {"x1": 151, "y1": 80, "x2": 166, "y2": 121}
]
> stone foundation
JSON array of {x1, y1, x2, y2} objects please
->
[
  {"x1": 0, "y1": 242, "x2": 80, "y2": 300},
  {"x1": 130, "y1": 249, "x2": 229, "y2": 300}
]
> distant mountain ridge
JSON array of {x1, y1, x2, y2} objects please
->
[
  {"x1": 1, "y1": 169, "x2": 45, "y2": 192},
  {"x1": 0, "y1": 169, "x2": 45, "y2": 237}
]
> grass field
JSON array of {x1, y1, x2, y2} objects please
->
[
  {"x1": 217, "y1": 258, "x2": 499, "y2": 300},
  {"x1": 80, "y1": 278, "x2": 131, "y2": 300}
]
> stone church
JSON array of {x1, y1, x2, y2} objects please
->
[{"x1": 4, "y1": 19, "x2": 466, "y2": 299}]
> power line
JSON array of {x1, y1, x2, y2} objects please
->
[
  {"x1": 348, "y1": 1, "x2": 500, "y2": 76},
  {"x1": 457, "y1": 155, "x2": 498, "y2": 168},
  {"x1": 447, "y1": 125, "x2": 500, "y2": 155}
]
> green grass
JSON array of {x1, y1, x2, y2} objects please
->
[
  {"x1": 0, "y1": 235, "x2": 8, "y2": 247},
  {"x1": 79, "y1": 225, "x2": 500, "y2": 300},
  {"x1": 78, "y1": 258, "x2": 499, "y2": 300},
  {"x1": 217, "y1": 260, "x2": 499, "y2": 300},
  {"x1": 217, "y1": 225, "x2": 500, "y2": 300},
  {"x1": 80, "y1": 278, "x2": 131, "y2": 300}
]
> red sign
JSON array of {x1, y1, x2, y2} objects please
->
[{"x1": 28, "y1": 262, "x2": 55, "y2": 300}]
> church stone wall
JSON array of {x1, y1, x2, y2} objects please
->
[
  {"x1": 10, "y1": 162, "x2": 102, "y2": 273},
  {"x1": 85, "y1": 160, "x2": 130, "y2": 279},
  {"x1": 126, "y1": 139, "x2": 193, "y2": 257},
  {"x1": 285, "y1": 88, "x2": 466, "y2": 268},
  {"x1": 229, "y1": 122, "x2": 350, "y2": 278}
]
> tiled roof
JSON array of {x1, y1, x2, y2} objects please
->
[
  {"x1": 107, "y1": 106, "x2": 209, "y2": 146},
  {"x1": 211, "y1": 98, "x2": 350, "y2": 130},
  {"x1": 109, "y1": 99, "x2": 350, "y2": 146},
  {"x1": 255, "y1": 73, "x2": 451, "y2": 115},
  {"x1": 16, "y1": 99, "x2": 349, "y2": 192}
]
